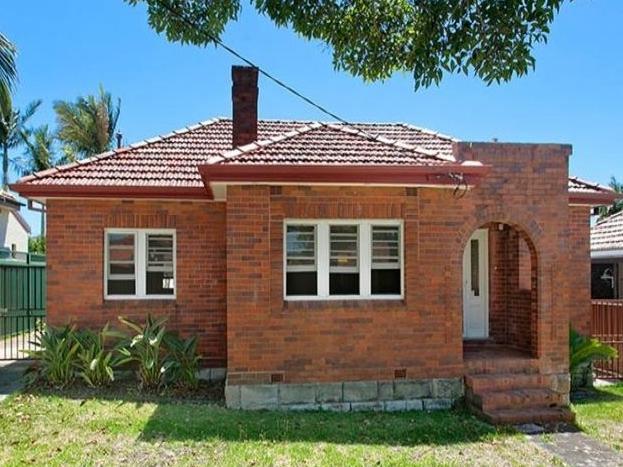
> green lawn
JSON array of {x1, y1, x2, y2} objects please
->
[
  {"x1": 573, "y1": 382, "x2": 623, "y2": 452},
  {"x1": 0, "y1": 385, "x2": 563, "y2": 466}
]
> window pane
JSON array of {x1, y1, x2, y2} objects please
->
[
  {"x1": 371, "y1": 226, "x2": 400, "y2": 269},
  {"x1": 329, "y1": 225, "x2": 359, "y2": 295},
  {"x1": 330, "y1": 273, "x2": 360, "y2": 295},
  {"x1": 146, "y1": 234, "x2": 175, "y2": 295},
  {"x1": 286, "y1": 225, "x2": 316, "y2": 270},
  {"x1": 109, "y1": 263, "x2": 135, "y2": 275},
  {"x1": 107, "y1": 232, "x2": 135, "y2": 295},
  {"x1": 470, "y1": 239, "x2": 480, "y2": 296},
  {"x1": 107, "y1": 279, "x2": 135, "y2": 295},
  {"x1": 286, "y1": 271, "x2": 317, "y2": 296},
  {"x1": 371, "y1": 226, "x2": 401, "y2": 295},
  {"x1": 371, "y1": 269, "x2": 401, "y2": 295},
  {"x1": 330, "y1": 225, "x2": 358, "y2": 271}
]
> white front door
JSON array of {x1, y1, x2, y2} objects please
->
[{"x1": 463, "y1": 229, "x2": 489, "y2": 339}]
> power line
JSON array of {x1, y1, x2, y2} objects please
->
[
  {"x1": 148, "y1": 0, "x2": 468, "y2": 197},
  {"x1": 153, "y1": 0, "x2": 351, "y2": 125}
]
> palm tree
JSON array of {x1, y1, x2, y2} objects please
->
[
  {"x1": 598, "y1": 176, "x2": 623, "y2": 220},
  {"x1": 18, "y1": 125, "x2": 55, "y2": 235},
  {"x1": 0, "y1": 99, "x2": 41, "y2": 188},
  {"x1": 54, "y1": 85, "x2": 120, "y2": 159},
  {"x1": 19, "y1": 125, "x2": 56, "y2": 175},
  {"x1": 0, "y1": 33, "x2": 17, "y2": 117}
]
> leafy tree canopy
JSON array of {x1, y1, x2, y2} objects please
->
[
  {"x1": 598, "y1": 176, "x2": 623, "y2": 220},
  {"x1": 125, "y1": 0, "x2": 566, "y2": 89}
]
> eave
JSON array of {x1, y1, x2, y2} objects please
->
[
  {"x1": 9, "y1": 183, "x2": 212, "y2": 201},
  {"x1": 198, "y1": 163, "x2": 492, "y2": 195},
  {"x1": 569, "y1": 191, "x2": 622, "y2": 206}
]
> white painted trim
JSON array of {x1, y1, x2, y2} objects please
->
[
  {"x1": 104, "y1": 228, "x2": 177, "y2": 300},
  {"x1": 283, "y1": 219, "x2": 404, "y2": 301}
]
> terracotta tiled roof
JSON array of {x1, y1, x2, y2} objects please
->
[
  {"x1": 11, "y1": 116, "x2": 614, "y2": 205},
  {"x1": 568, "y1": 177, "x2": 613, "y2": 195},
  {"x1": 592, "y1": 211, "x2": 623, "y2": 252},
  {"x1": 15, "y1": 118, "x2": 456, "y2": 189},
  {"x1": 211, "y1": 123, "x2": 453, "y2": 166}
]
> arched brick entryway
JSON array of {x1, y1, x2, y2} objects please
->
[{"x1": 461, "y1": 221, "x2": 539, "y2": 358}]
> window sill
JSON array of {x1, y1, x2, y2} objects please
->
[
  {"x1": 103, "y1": 296, "x2": 177, "y2": 307},
  {"x1": 105, "y1": 295, "x2": 176, "y2": 301},
  {"x1": 282, "y1": 297, "x2": 406, "y2": 311}
]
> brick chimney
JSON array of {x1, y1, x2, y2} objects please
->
[{"x1": 232, "y1": 65, "x2": 258, "y2": 147}]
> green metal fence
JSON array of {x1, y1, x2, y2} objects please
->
[{"x1": 0, "y1": 253, "x2": 46, "y2": 340}]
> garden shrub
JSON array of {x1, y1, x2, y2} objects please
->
[
  {"x1": 75, "y1": 324, "x2": 126, "y2": 387},
  {"x1": 570, "y1": 327, "x2": 618, "y2": 389},
  {"x1": 26, "y1": 325, "x2": 80, "y2": 388},
  {"x1": 117, "y1": 315, "x2": 175, "y2": 390},
  {"x1": 164, "y1": 332, "x2": 201, "y2": 390}
]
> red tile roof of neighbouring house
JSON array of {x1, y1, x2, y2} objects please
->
[
  {"x1": 568, "y1": 177, "x2": 620, "y2": 205},
  {"x1": 592, "y1": 211, "x2": 623, "y2": 253},
  {"x1": 9, "y1": 117, "x2": 617, "y2": 205}
]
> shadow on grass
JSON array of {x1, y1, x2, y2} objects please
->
[
  {"x1": 22, "y1": 382, "x2": 506, "y2": 447},
  {"x1": 138, "y1": 402, "x2": 505, "y2": 447},
  {"x1": 572, "y1": 384, "x2": 623, "y2": 406}
]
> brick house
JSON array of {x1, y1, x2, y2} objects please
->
[{"x1": 12, "y1": 66, "x2": 618, "y2": 424}]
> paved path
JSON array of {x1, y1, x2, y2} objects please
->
[
  {"x1": 525, "y1": 426, "x2": 623, "y2": 467},
  {"x1": 0, "y1": 360, "x2": 29, "y2": 402}
]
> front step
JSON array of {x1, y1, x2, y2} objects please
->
[
  {"x1": 481, "y1": 406, "x2": 575, "y2": 425},
  {"x1": 465, "y1": 358, "x2": 573, "y2": 425},
  {"x1": 466, "y1": 373, "x2": 544, "y2": 392},
  {"x1": 469, "y1": 387, "x2": 564, "y2": 412},
  {"x1": 464, "y1": 356, "x2": 540, "y2": 375}
]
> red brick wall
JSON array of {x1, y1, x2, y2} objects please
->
[
  {"x1": 488, "y1": 226, "x2": 537, "y2": 353},
  {"x1": 226, "y1": 142, "x2": 574, "y2": 384},
  {"x1": 46, "y1": 199, "x2": 227, "y2": 367},
  {"x1": 569, "y1": 205, "x2": 592, "y2": 335}
]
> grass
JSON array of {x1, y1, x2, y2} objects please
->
[
  {"x1": 0, "y1": 384, "x2": 563, "y2": 466},
  {"x1": 573, "y1": 382, "x2": 623, "y2": 451}
]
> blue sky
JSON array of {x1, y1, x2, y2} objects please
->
[{"x1": 3, "y1": 0, "x2": 622, "y2": 235}]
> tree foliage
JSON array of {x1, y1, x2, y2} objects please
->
[
  {"x1": 0, "y1": 99, "x2": 41, "y2": 188},
  {"x1": 54, "y1": 85, "x2": 120, "y2": 159},
  {"x1": 125, "y1": 0, "x2": 567, "y2": 89},
  {"x1": 598, "y1": 176, "x2": 623, "y2": 220},
  {"x1": 0, "y1": 32, "x2": 17, "y2": 111},
  {"x1": 18, "y1": 125, "x2": 56, "y2": 176}
]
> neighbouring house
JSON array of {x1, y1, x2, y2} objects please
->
[
  {"x1": 0, "y1": 191, "x2": 31, "y2": 256},
  {"x1": 591, "y1": 210, "x2": 623, "y2": 299},
  {"x1": 11, "y1": 66, "x2": 620, "y2": 424}
]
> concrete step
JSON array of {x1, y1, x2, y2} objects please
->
[
  {"x1": 469, "y1": 387, "x2": 564, "y2": 412},
  {"x1": 464, "y1": 357, "x2": 539, "y2": 375},
  {"x1": 465, "y1": 373, "x2": 545, "y2": 392},
  {"x1": 481, "y1": 406, "x2": 575, "y2": 425}
]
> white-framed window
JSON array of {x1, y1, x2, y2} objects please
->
[
  {"x1": 104, "y1": 229, "x2": 176, "y2": 299},
  {"x1": 284, "y1": 220, "x2": 403, "y2": 300}
]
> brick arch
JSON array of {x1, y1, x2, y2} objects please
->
[
  {"x1": 459, "y1": 215, "x2": 540, "y2": 358},
  {"x1": 455, "y1": 209, "x2": 544, "y2": 256}
]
